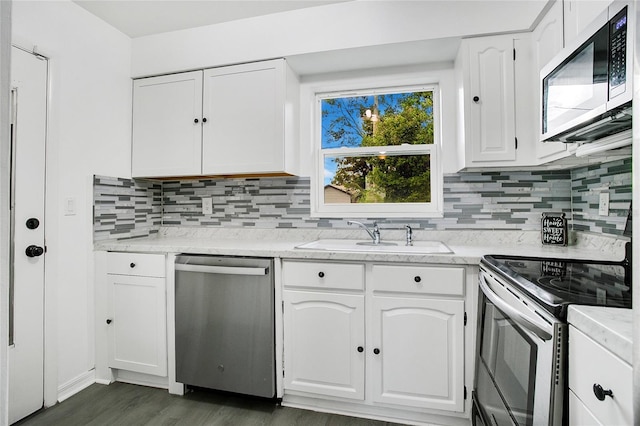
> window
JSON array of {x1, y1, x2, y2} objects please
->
[{"x1": 312, "y1": 85, "x2": 442, "y2": 218}]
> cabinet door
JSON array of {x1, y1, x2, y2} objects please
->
[
  {"x1": 370, "y1": 296, "x2": 464, "y2": 412},
  {"x1": 564, "y1": 1, "x2": 613, "y2": 46},
  {"x1": 466, "y1": 36, "x2": 517, "y2": 163},
  {"x1": 107, "y1": 274, "x2": 167, "y2": 376},
  {"x1": 283, "y1": 290, "x2": 365, "y2": 400},
  {"x1": 202, "y1": 60, "x2": 285, "y2": 175},
  {"x1": 132, "y1": 71, "x2": 203, "y2": 177},
  {"x1": 533, "y1": 0, "x2": 568, "y2": 161}
]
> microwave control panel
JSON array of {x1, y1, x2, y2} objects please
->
[{"x1": 609, "y1": 7, "x2": 627, "y2": 95}]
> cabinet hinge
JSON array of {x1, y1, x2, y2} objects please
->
[
  {"x1": 282, "y1": 300, "x2": 284, "y2": 314},
  {"x1": 464, "y1": 386, "x2": 468, "y2": 400},
  {"x1": 515, "y1": 137, "x2": 518, "y2": 150},
  {"x1": 513, "y1": 48, "x2": 516, "y2": 61},
  {"x1": 464, "y1": 312, "x2": 467, "y2": 326}
]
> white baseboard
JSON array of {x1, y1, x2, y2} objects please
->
[{"x1": 57, "y1": 369, "x2": 96, "y2": 403}]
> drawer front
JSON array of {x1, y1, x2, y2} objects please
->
[
  {"x1": 107, "y1": 252, "x2": 166, "y2": 277},
  {"x1": 372, "y1": 265, "x2": 464, "y2": 296},
  {"x1": 282, "y1": 261, "x2": 364, "y2": 290},
  {"x1": 569, "y1": 326, "x2": 632, "y2": 426}
]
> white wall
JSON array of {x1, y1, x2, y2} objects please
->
[
  {"x1": 12, "y1": 0, "x2": 132, "y2": 405},
  {"x1": 131, "y1": 0, "x2": 548, "y2": 78}
]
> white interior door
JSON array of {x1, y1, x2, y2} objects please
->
[{"x1": 8, "y1": 46, "x2": 47, "y2": 425}]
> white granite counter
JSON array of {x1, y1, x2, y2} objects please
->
[
  {"x1": 94, "y1": 227, "x2": 627, "y2": 265},
  {"x1": 567, "y1": 306, "x2": 633, "y2": 364}
]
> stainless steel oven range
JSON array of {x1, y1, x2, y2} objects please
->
[{"x1": 472, "y1": 254, "x2": 631, "y2": 426}]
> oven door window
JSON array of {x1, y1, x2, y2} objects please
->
[{"x1": 479, "y1": 300, "x2": 537, "y2": 426}]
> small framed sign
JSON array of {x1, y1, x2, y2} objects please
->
[{"x1": 541, "y1": 213, "x2": 567, "y2": 246}]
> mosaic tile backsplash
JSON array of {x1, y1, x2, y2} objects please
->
[
  {"x1": 93, "y1": 175, "x2": 162, "y2": 241},
  {"x1": 93, "y1": 158, "x2": 632, "y2": 241}
]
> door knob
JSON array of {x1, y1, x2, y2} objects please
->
[{"x1": 25, "y1": 245, "x2": 44, "y2": 257}]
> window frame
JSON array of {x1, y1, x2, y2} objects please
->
[{"x1": 311, "y1": 84, "x2": 443, "y2": 218}]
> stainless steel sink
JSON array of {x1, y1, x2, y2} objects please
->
[{"x1": 295, "y1": 239, "x2": 453, "y2": 254}]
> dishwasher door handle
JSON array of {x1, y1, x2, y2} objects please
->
[{"x1": 175, "y1": 263, "x2": 268, "y2": 276}]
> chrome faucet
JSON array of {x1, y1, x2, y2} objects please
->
[
  {"x1": 347, "y1": 220, "x2": 381, "y2": 244},
  {"x1": 405, "y1": 225, "x2": 413, "y2": 246}
]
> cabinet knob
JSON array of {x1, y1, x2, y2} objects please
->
[
  {"x1": 414, "y1": 276, "x2": 421, "y2": 283},
  {"x1": 130, "y1": 262, "x2": 136, "y2": 268},
  {"x1": 593, "y1": 384, "x2": 613, "y2": 401},
  {"x1": 202, "y1": 117, "x2": 207, "y2": 123},
  {"x1": 318, "y1": 271, "x2": 325, "y2": 278},
  {"x1": 357, "y1": 346, "x2": 364, "y2": 353},
  {"x1": 106, "y1": 319, "x2": 112, "y2": 325},
  {"x1": 25, "y1": 245, "x2": 44, "y2": 257},
  {"x1": 194, "y1": 118, "x2": 199, "y2": 123},
  {"x1": 373, "y1": 348, "x2": 380, "y2": 355},
  {"x1": 473, "y1": 96, "x2": 480, "y2": 103}
]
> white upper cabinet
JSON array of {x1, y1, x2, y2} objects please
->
[
  {"x1": 457, "y1": 33, "x2": 535, "y2": 168},
  {"x1": 132, "y1": 71, "x2": 203, "y2": 178},
  {"x1": 563, "y1": 0, "x2": 613, "y2": 46},
  {"x1": 202, "y1": 60, "x2": 298, "y2": 175},
  {"x1": 131, "y1": 59, "x2": 299, "y2": 178},
  {"x1": 532, "y1": 0, "x2": 568, "y2": 161}
]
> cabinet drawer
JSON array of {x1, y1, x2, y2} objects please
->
[
  {"x1": 569, "y1": 326, "x2": 632, "y2": 426},
  {"x1": 107, "y1": 252, "x2": 166, "y2": 278},
  {"x1": 372, "y1": 265, "x2": 464, "y2": 296},
  {"x1": 282, "y1": 261, "x2": 364, "y2": 290}
]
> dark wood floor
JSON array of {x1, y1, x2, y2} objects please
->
[{"x1": 15, "y1": 382, "x2": 402, "y2": 426}]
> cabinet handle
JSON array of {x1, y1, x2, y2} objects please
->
[
  {"x1": 373, "y1": 348, "x2": 380, "y2": 355},
  {"x1": 357, "y1": 346, "x2": 364, "y2": 353},
  {"x1": 593, "y1": 384, "x2": 613, "y2": 401},
  {"x1": 202, "y1": 117, "x2": 207, "y2": 123},
  {"x1": 106, "y1": 319, "x2": 112, "y2": 325},
  {"x1": 473, "y1": 96, "x2": 480, "y2": 103},
  {"x1": 414, "y1": 276, "x2": 421, "y2": 283},
  {"x1": 130, "y1": 262, "x2": 136, "y2": 268},
  {"x1": 318, "y1": 271, "x2": 325, "y2": 278},
  {"x1": 194, "y1": 118, "x2": 199, "y2": 123}
]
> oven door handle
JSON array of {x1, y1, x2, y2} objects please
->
[{"x1": 479, "y1": 273, "x2": 553, "y2": 341}]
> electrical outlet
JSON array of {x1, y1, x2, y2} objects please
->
[
  {"x1": 598, "y1": 192, "x2": 610, "y2": 216},
  {"x1": 202, "y1": 197, "x2": 213, "y2": 215}
]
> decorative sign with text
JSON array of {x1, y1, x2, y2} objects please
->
[{"x1": 541, "y1": 213, "x2": 567, "y2": 246}]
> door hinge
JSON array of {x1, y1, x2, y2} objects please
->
[
  {"x1": 513, "y1": 48, "x2": 516, "y2": 61},
  {"x1": 515, "y1": 137, "x2": 518, "y2": 150},
  {"x1": 464, "y1": 386, "x2": 468, "y2": 400},
  {"x1": 464, "y1": 312, "x2": 467, "y2": 326}
]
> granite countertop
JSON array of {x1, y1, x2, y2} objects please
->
[
  {"x1": 567, "y1": 305, "x2": 633, "y2": 364},
  {"x1": 94, "y1": 227, "x2": 627, "y2": 266}
]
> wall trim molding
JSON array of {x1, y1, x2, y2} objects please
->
[{"x1": 57, "y1": 369, "x2": 95, "y2": 403}]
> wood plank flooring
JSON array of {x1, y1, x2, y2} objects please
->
[{"x1": 15, "y1": 382, "x2": 402, "y2": 426}]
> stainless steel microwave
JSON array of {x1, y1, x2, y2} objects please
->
[{"x1": 540, "y1": 1, "x2": 633, "y2": 143}]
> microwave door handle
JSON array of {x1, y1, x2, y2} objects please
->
[{"x1": 479, "y1": 274, "x2": 553, "y2": 341}]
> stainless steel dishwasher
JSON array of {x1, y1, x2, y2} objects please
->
[{"x1": 175, "y1": 255, "x2": 275, "y2": 398}]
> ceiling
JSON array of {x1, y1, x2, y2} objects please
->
[{"x1": 73, "y1": 0, "x2": 351, "y2": 38}]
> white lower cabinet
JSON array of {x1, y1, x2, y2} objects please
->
[
  {"x1": 106, "y1": 252, "x2": 167, "y2": 377},
  {"x1": 282, "y1": 260, "x2": 466, "y2": 416},
  {"x1": 371, "y1": 296, "x2": 464, "y2": 411},
  {"x1": 283, "y1": 291, "x2": 365, "y2": 400},
  {"x1": 568, "y1": 326, "x2": 632, "y2": 425}
]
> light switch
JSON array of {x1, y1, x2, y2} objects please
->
[
  {"x1": 202, "y1": 197, "x2": 213, "y2": 215},
  {"x1": 598, "y1": 192, "x2": 609, "y2": 216},
  {"x1": 64, "y1": 197, "x2": 76, "y2": 216}
]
